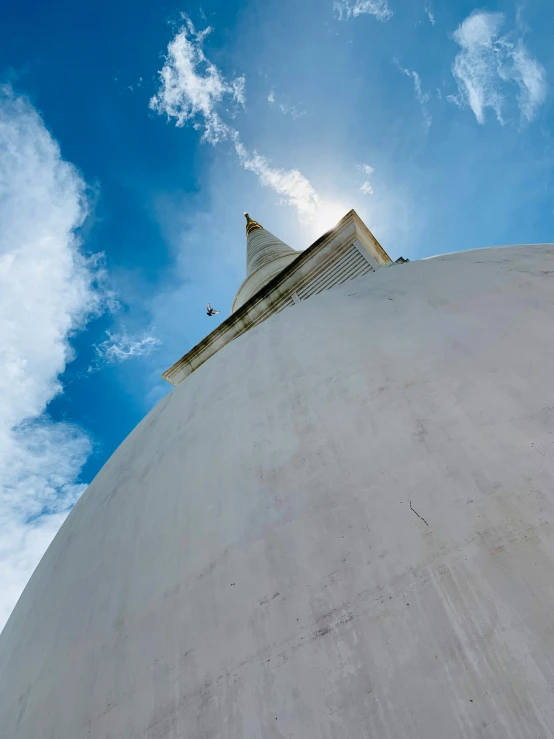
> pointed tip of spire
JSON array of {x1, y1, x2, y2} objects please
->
[{"x1": 244, "y1": 212, "x2": 263, "y2": 236}]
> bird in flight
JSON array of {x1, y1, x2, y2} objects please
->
[{"x1": 207, "y1": 304, "x2": 220, "y2": 316}]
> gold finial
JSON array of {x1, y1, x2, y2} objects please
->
[{"x1": 244, "y1": 212, "x2": 263, "y2": 236}]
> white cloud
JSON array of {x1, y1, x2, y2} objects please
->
[
  {"x1": 279, "y1": 104, "x2": 305, "y2": 120},
  {"x1": 0, "y1": 88, "x2": 111, "y2": 628},
  {"x1": 357, "y1": 163, "x2": 374, "y2": 176},
  {"x1": 450, "y1": 11, "x2": 547, "y2": 124},
  {"x1": 509, "y1": 42, "x2": 548, "y2": 122},
  {"x1": 149, "y1": 16, "x2": 244, "y2": 144},
  {"x1": 267, "y1": 90, "x2": 305, "y2": 120},
  {"x1": 425, "y1": 6, "x2": 436, "y2": 26},
  {"x1": 151, "y1": 16, "x2": 319, "y2": 220},
  {"x1": 398, "y1": 66, "x2": 432, "y2": 129},
  {"x1": 230, "y1": 76, "x2": 246, "y2": 109},
  {"x1": 334, "y1": 0, "x2": 392, "y2": 22},
  {"x1": 234, "y1": 141, "x2": 319, "y2": 219},
  {"x1": 92, "y1": 329, "x2": 161, "y2": 368},
  {"x1": 356, "y1": 164, "x2": 375, "y2": 195}
]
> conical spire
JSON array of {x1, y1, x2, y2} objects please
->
[{"x1": 244, "y1": 213, "x2": 296, "y2": 277}]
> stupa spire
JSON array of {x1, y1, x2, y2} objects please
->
[
  {"x1": 244, "y1": 212, "x2": 263, "y2": 236},
  {"x1": 243, "y1": 212, "x2": 297, "y2": 277},
  {"x1": 231, "y1": 211, "x2": 300, "y2": 312}
]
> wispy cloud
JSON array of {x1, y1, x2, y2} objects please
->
[
  {"x1": 151, "y1": 16, "x2": 319, "y2": 220},
  {"x1": 356, "y1": 164, "x2": 375, "y2": 195},
  {"x1": 398, "y1": 65, "x2": 432, "y2": 129},
  {"x1": 267, "y1": 89, "x2": 305, "y2": 120},
  {"x1": 450, "y1": 11, "x2": 547, "y2": 124},
  {"x1": 234, "y1": 142, "x2": 319, "y2": 218},
  {"x1": 230, "y1": 76, "x2": 246, "y2": 109},
  {"x1": 334, "y1": 0, "x2": 393, "y2": 22},
  {"x1": 149, "y1": 17, "x2": 245, "y2": 144},
  {"x1": 0, "y1": 87, "x2": 111, "y2": 628},
  {"x1": 91, "y1": 329, "x2": 161, "y2": 369},
  {"x1": 509, "y1": 42, "x2": 548, "y2": 122},
  {"x1": 425, "y1": 6, "x2": 436, "y2": 26}
]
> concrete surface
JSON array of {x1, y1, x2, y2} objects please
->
[{"x1": 2, "y1": 244, "x2": 554, "y2": 738}]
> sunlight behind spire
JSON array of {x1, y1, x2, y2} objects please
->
[{"x1": 311, "y1": 201, "x2": 349, "y2": 236}]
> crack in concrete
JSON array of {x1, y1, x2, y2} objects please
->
[{"x1": 410, "y1": 501, "x2": 429, "y2": 527}]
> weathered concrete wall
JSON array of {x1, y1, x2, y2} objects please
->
[{"x1": 2, "y1": 244, "x2": 554, "y2": 738}]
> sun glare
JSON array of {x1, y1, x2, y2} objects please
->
[{"x1": 311, "y1": 201, "x2": 350, "y2": 237}]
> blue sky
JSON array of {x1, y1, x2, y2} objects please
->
[{"x1": 0, "y1": 0, "x2": 552, "y2": 625}]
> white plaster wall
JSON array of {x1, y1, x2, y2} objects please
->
[
  {"x1": 2, "y1": 244, "x2": 554, "y2": 738},
  {"x1": 232, "y1": 252, "x2": 299, "y2": 312}
]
